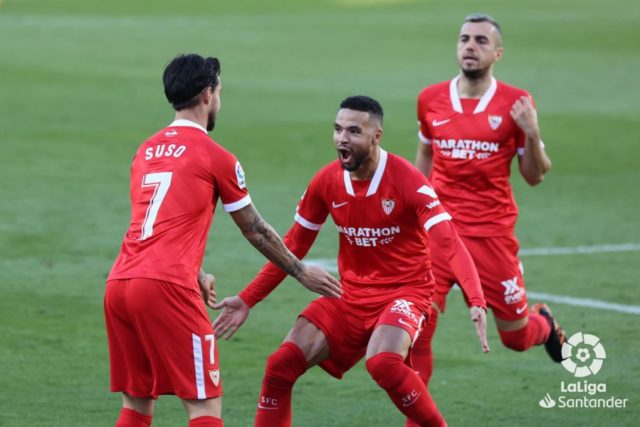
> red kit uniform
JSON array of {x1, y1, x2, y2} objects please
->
[
  {"x1": 240, "y1": 149, "x2": 483, "y2": 378},
  {"x1": 418, "y1": 76, "x2": 536, "y2": 319},
  {"x1": 105, "y1": 119, "x2": 250, "y2": 399}
]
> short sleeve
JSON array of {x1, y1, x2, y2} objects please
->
[
  {"x1": 417, "y1": 90, "x2": 432, "y2": 145},
  {"x1": 212, "y1": 149, "x2": 251, "y2": 212},
  {"x1": 405, "y1": 172, "x2": 452, "y2": 231},
  {"x1": 294, "y1": 173, "x2": 330, "y2": 231}
]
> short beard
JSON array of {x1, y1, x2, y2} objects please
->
[
  {"x1": 340, "y1": 150, "x2": 369, "y2": 172},
  {"x1": 461, "y1": 67, "x2": 489, "y2": 81},
  {"x1": 206, "y1": 111, "x2": 216, "y2": 131}
]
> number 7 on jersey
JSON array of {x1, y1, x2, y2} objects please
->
[{"x1": 140, "y1": 172, "x2": 173, "y2": 240}]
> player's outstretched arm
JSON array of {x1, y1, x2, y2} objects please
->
[
  {"x1": 229, "y1": 203, "x2": 342, "y2": 298},
  {"x1": 197, "y1": 268, "x2": 217, "y2": 309},
  {"x1": 429, "y1": 220, "x2": 490, "y2": 353},
  {"x1": 512, "y1": 95, "x2": 551, "y2": 186}
]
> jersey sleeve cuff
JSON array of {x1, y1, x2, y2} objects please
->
[
  {"x1": 294, "y1": 213, "x2": 324, "y2": 231},
  {"x1": 223, "y1": 194, "x2": 252, "y2": 212},
  {"x1": 517, "y1": 140, "x2": 545, "y2": 156},
  {"x1": 424, "y1": 212, "x2": 452, "y2": 231},
  {"x1": 418, "y1": 130, "x2": 432, "y2": 145}
]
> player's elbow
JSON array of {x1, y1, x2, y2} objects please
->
[{"x1": 524, "y1": 173, "x2": 544, "y2": 187}]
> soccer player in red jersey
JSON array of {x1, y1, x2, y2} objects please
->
[
  {"x1": 213, "y1": 96, "x2": 490, "y2": 427},
  {"x1": 104, "y1": 54, "x2": 341, "y2": 427},
  {"x1": 409, "y1": 15, "x2": 566, "y2": 424}
]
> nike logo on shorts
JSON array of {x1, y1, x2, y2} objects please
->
[{"x1": 516, "y1": 305, "x2": 528, "y2": 314}]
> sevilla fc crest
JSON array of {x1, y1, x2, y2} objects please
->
[
  {"x1": 488, "y1": 115, "x2": 502, "y2": 130},
  {"x1": 209, "y1": 370, "x2": 220, "y2": 387},
  {"x1": 382, "y1": 198, "x2": 395, "y2": 215}
]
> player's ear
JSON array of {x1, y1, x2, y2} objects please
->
[
  {"x1": 373, "y1": 127, "x2": 383, "y2": 145},
  {"x1": 495, "y1": 46, "x2": 504, "y2": 62}
]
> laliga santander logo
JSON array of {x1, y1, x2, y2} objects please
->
[{"x1": 561, "y1": 332, "x2": 606, "y2": 377}]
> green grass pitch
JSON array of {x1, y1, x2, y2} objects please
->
[{"x1": 0, "y1": 0, "x2": 639, "y2": 425}]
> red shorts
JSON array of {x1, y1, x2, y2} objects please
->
[
  {"x1": 104, "y1": 278, "x2": 222, "y2": 400},
  {"x1": 431, "y1": 234, "x2": 528, "y2": 321},
  {"x1": 300, "y1": 295, "x2": 428, "y2": 379}
]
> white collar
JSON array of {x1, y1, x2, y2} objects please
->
[
  {"x1": 169, "y1": 119, "x2": 208, "y2": 134},
  {"x1": 343, "y1": 148, "x2": 388, "y2": 197},
  {"x1": 449, "y1": 75, "x2": 497, "y2": 114}
]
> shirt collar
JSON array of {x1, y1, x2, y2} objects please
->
[{"x1": 169, "y1": 119, "x2": 208, "y2": 134}]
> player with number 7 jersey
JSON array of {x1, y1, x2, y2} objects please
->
[{"x1": 104, "y1": 54, "x2": 341, "y2": 427}]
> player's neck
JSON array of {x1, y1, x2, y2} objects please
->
[
  {"x1": 351, "y1": 147, "x2": 380, "y2": 181},
  {"x1": 458, "y1": 72, "x2": 494, "y2": 98},
  {"x1": 174, "y1": 110, "x2": 208, "y2": 132}
]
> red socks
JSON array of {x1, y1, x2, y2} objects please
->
[
  {"x1": 409, "y1": 309, "x2": 439, "y2": 387},
  {"x1": 255, "y1": 342, "x2": 308, "y2": 427},
  {"x1": 188, "y1": 416, "x2": 223, "y2": 427},
  {"x1": 115, "y1": 408, "x2": 152, "y2": 427},
  {"x1": 499, "y1": 313, "x2": 551, "y2": 351},
  {"x1": 366, "y1": 352, "x2": 446, "y2": 427}
]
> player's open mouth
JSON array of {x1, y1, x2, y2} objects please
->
[
  {"x1": 463, "y1": 55, "x2": 478, "y2": 61},
  {"x1": 337, "y1": 147, "x2": 352, "y2": 163}
]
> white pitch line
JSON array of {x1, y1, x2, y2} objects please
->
[
  {"x1": 306, "y1": 242, "x2": 640, "y2": 315},
  {"x1": 519, "y1": 243, "x2": 640, "y2": 256}
]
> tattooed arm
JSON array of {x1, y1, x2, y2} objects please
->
[{"x1": 229, "y1": 203, "x2": 341, "y2": 296}]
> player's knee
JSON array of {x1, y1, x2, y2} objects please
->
[
  {"x1": 366, "y1": 352, "x2": 404, "y2": 389},
  {"x1": 498, "y1": 328, "x2": 528, "y2": 352},
  {"x1": 264, "y1": 342, "x2": 307, "y2": 385}
]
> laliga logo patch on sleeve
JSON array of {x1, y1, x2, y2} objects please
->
[{"x1": 235, "y1": 161, "x2": 246, "y2": 189}]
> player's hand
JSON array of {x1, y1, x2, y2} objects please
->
[
  {"x1": 198, "y1": 272, "x2": 217, "y2": 309},
  {"x1": 510, "y1": 95, "x2": 539, "y2": 137},
  {"x1": 470, "y1": 306, "x2": 490, "y2": 353},
  {"x1": 298, "y1": 264, "x2": 342, "y2": 298},
  {"x1": 212, "y1": 296, "x2": 250, "y2": 339}
]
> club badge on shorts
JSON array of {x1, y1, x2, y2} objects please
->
[{"x1": 209, "y1": 369, "x2": 220, "y2": 387}]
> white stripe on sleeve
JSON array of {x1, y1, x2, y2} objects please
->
[
  {"x1": 424, "y1": 212, "x2": 452, "y2": 231},
  {"x1": 418, "y1": 130, "x2": 431, "y2": 145},
  {"x1": 294, "y1": 213, "x2": 323, "y2": 231},
  {"x1": 223, "y1": 194, "x2": 252, "y2": 212}
]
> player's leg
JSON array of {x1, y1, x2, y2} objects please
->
[
  {"x1": 125, "y1": 279, "x2": 224, "y2": 426},
  {"x1": 182, "y1": 398, "x2": 222, "y2": 427},
  {"x1": 472, "y1": 235, "x2": 565, "y2": 360},
  {"x1": 367, "y1": 300, "x2": 446, "y2": 427},
  {"x1": 255, "y1": 315, "x2": 330, "y2": 427},
  {"x1": 105, "y1": 280, "x2": 155, "y2": 427},
  {"x1": 409, "y1": 241, "x2": 456, "y2": 390}
]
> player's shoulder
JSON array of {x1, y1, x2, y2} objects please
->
[
  {"x1": 311, "y1": 160, "x2": 342, "y2": 183},
  {"x1": 418, "y1": 80, "x2": 450, "y2": 100},
  {"x1": 496, "y1": 80, "x2": 532, "y2": 99},
  {"x1": 386, "y1": 153, "x2": 425, "y2": 181}
]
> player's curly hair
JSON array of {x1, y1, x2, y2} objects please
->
[
  {"x1": 163, "y1": 54, "x2": 221, "y2": 111},
  {"x1": 340, "y1": 95, "x2": 383, "y2": 125}
]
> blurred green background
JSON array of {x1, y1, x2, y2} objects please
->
[{"x1": 0, "y1": 0, "x2": 638, "y2": 425}]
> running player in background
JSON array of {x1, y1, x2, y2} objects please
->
[
  {"x1": 409, "y1": 15, "x2": 565, "y2": 426},
  {"x1": 213, "y1": 95, "x2": 489, "y2": 427},
  {"x1": 104, "y1": 54, "x2": 341, "y2": 427}
]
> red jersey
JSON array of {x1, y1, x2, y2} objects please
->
[
  {"x1": 417, "y1": 76, "x2": 534, "y2": 236},
  {"x1": 295, "y1": 149, "x2": 451, "y2": 305},
  {"x1": 108, "y1": 119, "x2": 251, "y2": 291}
]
